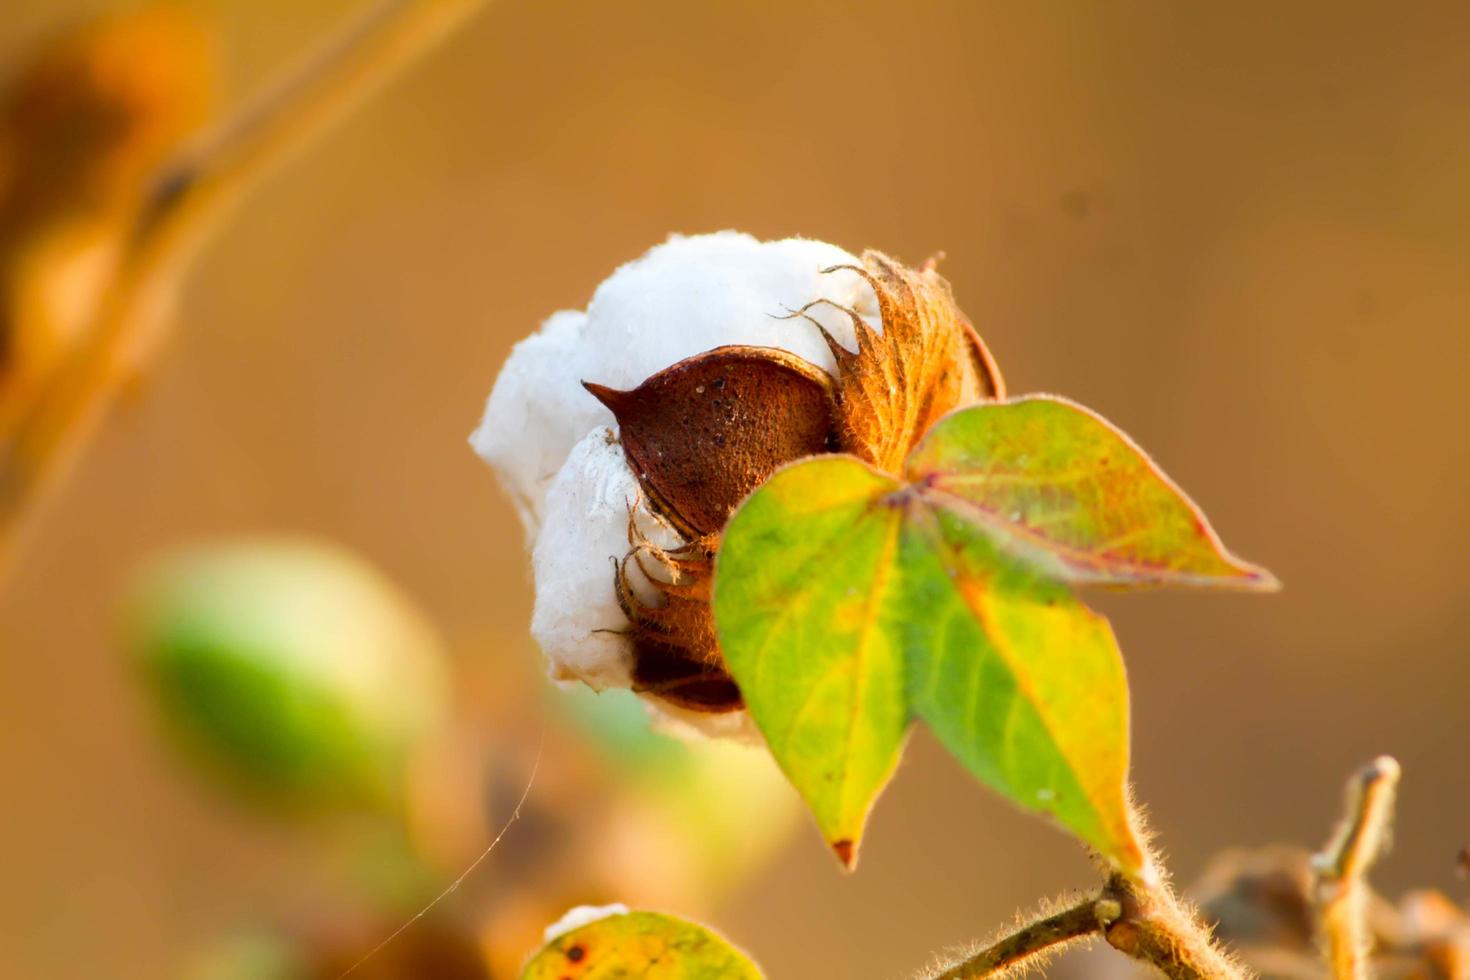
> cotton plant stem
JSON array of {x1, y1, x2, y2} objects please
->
[
  {"x1": 0, "y1": 0, "x2": 489, "y2": 577},
  {"x1": 1101, "y1": 868, "x2": 1249, "y2": 980},
  {"x1": 1312, "y1": 756, "x2": 1401, "y2": 980},
  {"x1": 921, "y1": 781, "x2": 1251, "y2": 980},
  {"x1": 931, "y1": 897, "x2": 1122, "y2": 979}
]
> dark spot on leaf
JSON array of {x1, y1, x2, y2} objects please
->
[{"x1": 566, "y1": 944, "x2": 585, "y2": 963}]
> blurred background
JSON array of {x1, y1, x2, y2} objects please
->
[{"x1": 2, "y1": 1, "x2": 1468, "y2": 977}]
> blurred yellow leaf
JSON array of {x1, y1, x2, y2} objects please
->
[{"x1": 520, "y1": 909, "x2": 762, "y2": 980}]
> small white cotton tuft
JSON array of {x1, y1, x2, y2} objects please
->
[
  {"x1": 542, "y1": 903, "x2": 631, "y2": 944},
  {"x1": 645, "y1": 696, "x2": 765, "y2": 744}
]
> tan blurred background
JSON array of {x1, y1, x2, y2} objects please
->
[{"x1": 2, "y1": 1, "x2": 1469, "y2": 977}]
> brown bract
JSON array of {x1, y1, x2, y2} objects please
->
[
  {"x1": 586, "y1": 345, "x2": 836, "y2": 713},
  {"x1": 795, "y1": 250, "x2": 1005, "y2": 472},
  {"x1": 583, "y1": 344, "x2": 835, "y2": 543},
  {"x1": 582, "y1": 251, "x2": 1005, "y2": 714}
]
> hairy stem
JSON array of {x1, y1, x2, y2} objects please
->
[
  {"x1": 0, "y1": 0, "x2": 489, "y2": 575},
  {"x1": 1101, "y1": 869, "x2": 1248, "y2": 980},
  {"x1": 1312, "y1": 756, "x2": 1400, "y2": 980},
  {"x1": 931, "y1": 896, "x2": 1121, "y2": 979}
]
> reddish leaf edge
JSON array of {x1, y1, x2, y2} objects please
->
[{"x1": 907, "y1": 393, "x2": 1281, "y2": 594}]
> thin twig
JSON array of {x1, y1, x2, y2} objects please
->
[
  {"x1": 931, "y1": 896, "x2": 1122, "y2": 979},
  {"x1": 337, "y1": 727, "x2": 544, "y2": 978},
  {"x1": 922, "y1": 793, "x2": 1250, "y2": 980},
  {"x1": 1312, "y1": 756, "x2": 1401, "y2": 980},
  {"x1": 0, "y1": 0, "x2": 489, "y2": 577}
]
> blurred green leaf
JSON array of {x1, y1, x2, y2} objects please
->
[
  {"x1": 125, "y1": 538, "x2": 447, "y2": 812},
  {"x1": 520, "y1": 909, "x2": 762, "y2": 980}
]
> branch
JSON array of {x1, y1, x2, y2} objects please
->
[
  {"x1": 0, "y1": 0, "x2": 489, "y2": 576},
  {"x1": 1312, "y1": 756, "x2": 1401, "y2": 980},
  {"x1": 1101, "y1": 869, "x2": 1250, "y2": 980},
  {"x1": 930, "y1": 896, "x2": 1121, "y2": 979}
]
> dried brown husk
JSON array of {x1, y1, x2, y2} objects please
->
[
  {"x1": 586, "y1": 251, "x2": 1005, "y2": 714},
  {"x1": 1192, "y1": 846, "x2": 1470, "y2": 979},
  {"x1": 794, "y1": 250, "x2": 1005, "y2": 472},
  {"x1": 614, "y1": 527, "x2": 740, "y2": 712},
  {"x1": 583, "y1": 344, "x2": 835, "y2": 543}
]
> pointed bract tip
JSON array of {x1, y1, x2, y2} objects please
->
[
  {"x1": 831, "y1": 838, "x2": 857, "y2": 871},
  {"x1": 582, "y1": 380, "x2": 631, "y2": 414}
]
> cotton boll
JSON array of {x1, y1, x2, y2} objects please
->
[
  {"x1": 476, "y1": 233, "x2": 887, "y2": 736},
  {"x1": 469, "y1": 310, "x2": 595, "y2": 539},
  {"x1": 470, "y1": 233, "x2": 878, "y2": 534},
  {"x1": 530, "y1": 427, "x2": 682, "y2": 691}
]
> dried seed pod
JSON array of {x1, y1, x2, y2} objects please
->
[
  {"x1": 584, "y1": 344, "x2": 836, "y2": 541},
  {"x1": 613, "y1": 514, "x2": 742, "y2": 712},
  {"x1": 795, "y1": 250, "x2": 1004, "y2": 472}
]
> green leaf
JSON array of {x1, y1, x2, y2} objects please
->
[
  {"x1": 714, "y1": 396, "x2": 1274, "y2": 872},
  {"x1": 715, "y1": 456, "x2": 1142, "y2": 871},
  {"x1": 520, "y1": 909, "x2": 762, "y2": 979},
  {"x1": 899, "y1": 506, "x2": 1141, "y2": 869},
  {"x1": 906, "y1": 395, "x2": 1278, "y2": 590},
  {"x1": 713, "y1": 456, "x2": 909, "y2": 869}
]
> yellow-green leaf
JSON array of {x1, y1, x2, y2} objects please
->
[
  {"x1": 713, "y1": 456, "x2": 909, "y2": 869},
  {"x1": 907, "y1": 395, "x2": 1277, "y2": 590},
  {"x1": 520, "y1": 909, "x2": 762, "y2": 979},
  {"x1": 899, "y1": 506, "x2": 1142, "y2": 870},
  {"x1": 715, "y1": 455, "x2": 1143, "y2": 871}
]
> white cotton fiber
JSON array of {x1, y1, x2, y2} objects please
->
[
  {"x1": 529, "y1": 427, "x2": 683, "y2": 691},
  {"x1": 469, "y1": 309, "x2": 594, "y2": 541},
  {"x1": 542, "y1": 903, "x2": 631, "y2": 943},
  {"x1": 471, "y1": 232, "x2": 877, "y2": 537}
]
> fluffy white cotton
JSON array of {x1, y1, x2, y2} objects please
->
[
  {"x1": 530, "y1": 428, "x2": 683, "y2": 691},
  {"x1": 542, "y1": 903, "x2": 630, "y2": 943},
  {"x1": 471, "y1": 232, "x2": 877, "y2": 537},
  {"x1": 469, "y1": 310, "x2": 594, "y2": 539},
  {"x1": 474, "y1": 232, "x2": 877, "y2": 738}
]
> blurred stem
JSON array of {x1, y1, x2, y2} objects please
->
[
  {"x1": 1312, "y1": 756, "x2": 1401, "y2": 980},
  {"x1": 932, "y1": 896, "x2": 1121, "y2": 979},
  {"x1": 0, "y1": 0, "x2": 489, "y2": 577}
]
